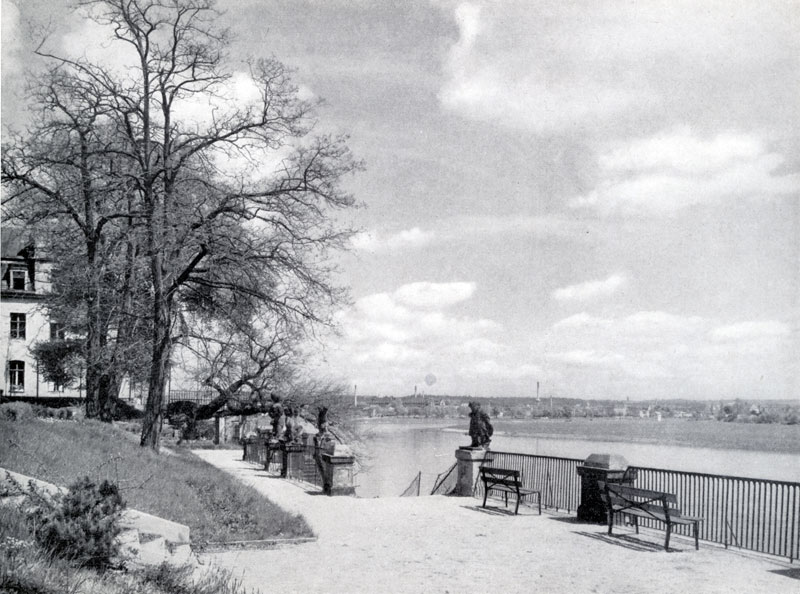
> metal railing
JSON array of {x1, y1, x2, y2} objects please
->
[
  {"x1": 476, "y1": 451, "x2": 583, "y2": 513},
  {"x1": 242, "y1": 438, "x2": 325, "y2": 490},
  {"x1": 400, "y1": 471, "x2": 422, "y2": 497},
  {"x1": 167, "y1": 390, "x2": 216, "y2": 405},
  {"x1": 431, "y1": 462, "x2": 458, "y2": 495},
  {"x1": 632, "y1": 466, "x2": 800, "y2": 561},
  {"x1": 475, "y1": 451, "x2": 800, "y2": 561}
]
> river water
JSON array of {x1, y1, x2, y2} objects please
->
[{"x1": 353, "y1": 418, "x2": 800, "y2": 498}]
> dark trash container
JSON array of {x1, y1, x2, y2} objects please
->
[{"x1": 576, "y1": 453, "x2": 637, "y2": 523}]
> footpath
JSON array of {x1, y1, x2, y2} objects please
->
[{"x1": 193, "y1": 449, "x2": 797, "y2": 594}]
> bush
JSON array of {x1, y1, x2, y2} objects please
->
[
  {"x1": 31, "y1": 405, "x2": 77, "y2": 420},
  {"x1": 30, "y1": 476, "x2": 126, "y2": 569},
  {"x1": 0, "y1": 401, "x2": 35, "y2": 422}
]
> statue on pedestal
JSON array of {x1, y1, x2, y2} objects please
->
[
  {"x1": 467, "y1": 401, "x2": 493, "y2": 449},
  {"x1": 267, "y1": 392, "x2": 286, "y2": 437},
  {"x1": 282, "y1": 405, "x2": 304, "y2": 444}
]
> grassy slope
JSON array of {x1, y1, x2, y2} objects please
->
[
  {"x1": 0, "y1": 416, "x2": 312, "y2": 544},
  {"x1": 0, "y1": 506, "x2": 259, "y2": 594}
]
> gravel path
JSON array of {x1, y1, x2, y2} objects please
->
[{"x1": 193, "y1": 449, "x2": 797, "y2": 594}]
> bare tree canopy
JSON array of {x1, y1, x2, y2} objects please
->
[{"x1": 2, "y1": 0, "x2": 361, "y2": 450}]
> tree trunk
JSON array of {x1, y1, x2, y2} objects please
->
[
  {"x1": 140, "y1": 245, "x2": 171, "y2": 449},
  {"x1": 140, "y1": 319, "x2": 171, "y2": 449},
  {"x1": 84, "y1": 240, "x2": 102, "y2": 419}
]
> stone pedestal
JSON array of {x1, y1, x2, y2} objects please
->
[
  {"x1": 576, "y1": 453, "x2": 636, "y2": 523},
  {"x1": 214, "y1": 415, "x2": 225, "y2": 445},
  {"x1": 320, "y1": 445, "x2": 356, "y2": 496},
  {"x1": 265, "y1": 438, "x2": 282, "y2": 472},
  {"x1": 455, "y1": 447, "x2": 493, "y2": 496},
  {"x1": 283, "y1": 443, "x2": 305, "y2": 480}
]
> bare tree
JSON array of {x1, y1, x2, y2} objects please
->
[
  {"x1": 2, "y1": 67, "x2": 146, "y2": 420},
  {"x1": 4, "y1": 0, "x2": 359, "y2": 449}
]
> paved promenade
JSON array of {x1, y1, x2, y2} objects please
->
[{"x1": 193, "y1": 449, "x2": 797, "y2": 594}]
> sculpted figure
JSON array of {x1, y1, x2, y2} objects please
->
[
  {"x1": 314, "y1": 406, "x2": 334, "y2": 448},
  {"x1": 268, "y1": 392, "x2": 286, "y2": 437},
  {"x1": 468, "y1": 401, "x2": 493, "y2": 448},
  {"x1": 283, "y1": 406, "x2": 304, "y2": 444}
]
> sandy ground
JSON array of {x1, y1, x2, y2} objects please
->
[{"x1": 193, "y1": 450, "x2": 798, "y2": 594}]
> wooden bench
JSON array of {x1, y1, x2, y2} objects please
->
[
  {"x1": 480, "y1": 467, "x2": 541, "y2": 515},
  {"x1": 599, "y1": 482, "x2": 703, "y2": 550}
]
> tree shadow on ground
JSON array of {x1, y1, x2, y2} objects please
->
[{"x1": 575, "y1": 531, "x2": 683, "y2": 553}]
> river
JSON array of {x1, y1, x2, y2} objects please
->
[{"x1": 352, "y1": 418, "x2": 800, "y2": 498}]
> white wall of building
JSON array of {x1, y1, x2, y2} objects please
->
[{"x1": 1, "y1": 256, "x2": 83, "y2": 399}]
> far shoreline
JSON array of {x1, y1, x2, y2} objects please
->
[{"x1": 354, "y1": 416, "x2": 800, "y2": 455}]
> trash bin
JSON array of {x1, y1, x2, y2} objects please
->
[{"x1": 576, "y1": 453, "x2": 637, "y2": 523}]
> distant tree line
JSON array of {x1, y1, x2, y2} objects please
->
[{"x1": 356, "y1": 396, "x2": 800, "y2": 425}]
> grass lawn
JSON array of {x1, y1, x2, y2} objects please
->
[{"x1": 0, "y1": 412, "x2": 312, "y2": 546}]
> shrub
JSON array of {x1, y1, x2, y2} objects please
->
[
  {"x1": 30, "y1": 476, "x2": 125, "y2": 569},
  {"x1": 0, "y1": 401, "x2": 35, "y2": 422}
]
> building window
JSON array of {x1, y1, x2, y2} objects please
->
[
  {"x1": 10, "y1": 269, "x2": 26, "y2": 290},
  {"x1": 50, "y1": 323, "x2": 66, "y2": 340},
  {"x1": 9, "y1": 361, "x2": 24, "y2": 392},
  {"x1": 10, "y1": 313, "x2": 26, "y2": 339}
]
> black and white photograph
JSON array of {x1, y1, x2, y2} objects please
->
[{"x1": 1, "y1": 1, "x2": 798, "y2": 592}]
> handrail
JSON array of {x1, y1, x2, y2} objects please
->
[{"x1": 478, "y1": 450, "x2": 799, "y2": 561}]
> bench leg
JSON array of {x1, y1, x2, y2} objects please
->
[
  {"x1": 694, "y1": 522, "x2": 699, "y2": 550},
  {"x1": 537, "y1": 492, "x2": 541, "y2": 515},
  {"x1": 633, "y1": 515, "x2": 639, "y2": 534},
  {"x1": 664, "y1": 524, "x2": 671, "y2": 551},
  {"x1": 514, "y1": 490, "x2": 520, "y2": 515},
  {"x1": 482, "y1": 486, "x2": 489, "y2": 508},
  {"x1": 607, "y1": 511, "x2": 614, "y2": 536}
]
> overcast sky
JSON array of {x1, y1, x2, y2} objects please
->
[{"x1": 3, "y1": 0, "x2": 799, "y2": 400}]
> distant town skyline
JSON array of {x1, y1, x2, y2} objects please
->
[{"x1": 3, "y1": 0, "x2": 798, "y2": 400}]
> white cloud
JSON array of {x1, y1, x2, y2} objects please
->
[
  {"x1": 1, "y1": 0, "x2": 22, "y2": 78},
  {"x1": 598, "y1": 128, "x2": 765, "y2": 175},
  {"x1": 541, "y1": 311, "x2": 796, "y2": 396},
  {"x1": 393, "y1": 281, "x2": 475, "y2": 309},
  {"x1": 439, "y1": 2, "x2": 639, "y2": 132},
  {"x1": 441, "y1": 215, "x2": 589, "y2": 241},
  {"x1": 469, "y1": 359, "x2": 541, "y2": 379},
  {"x1": 547, "y1": 350, "x2": 626, "y2": 368},
  {"x1": 552, "y1": 312, "x2": 610, "y2": 330},
  {"x1": 571, "y1": 129, "x2": 800, "y2": 214},
  {"x1": 437, "y1": 2, "x2": 799, "y2": 134},
  {"x1": 351, "y1": 215, "x2": 589, "y2": 255},
  {"x1": 309, "y1": 281, "x2": 549, "y2": 395},
  {"x1": 710, "y1": 320, "x2": 790, "y2": 342},
  {"x1": 553, "y1": 274, "x2": 627, "y2": 302},
  {"x1": 350, "y1": 227, "x2": 435, "y2": 252}
]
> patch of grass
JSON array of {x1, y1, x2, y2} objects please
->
[
  {"x1": 1, "y1": 504, "x2": 261, "y2": 594},
  {"x1": 0, "y1": 416, "x2": 312, "y2": 545}
]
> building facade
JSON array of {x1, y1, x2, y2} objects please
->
[{"x1": 1, "y1": 234, "x2": 83, "y2": 400}]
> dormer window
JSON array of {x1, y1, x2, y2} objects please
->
[{"x1": 10, "y1": 269, "x2": 26, "y2": 290}]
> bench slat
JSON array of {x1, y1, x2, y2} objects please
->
[
  {"x1": 598, "y1": 481, "x2": 703, "y2": 551},
  {"x1": 599, "y1": 483, "x2": 678, "y2": 505},
  {"x1": 480, "y1": 467, "x2": 541, "y2": 515}
]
